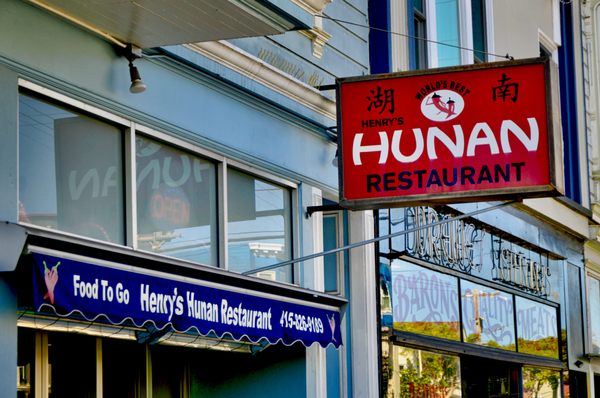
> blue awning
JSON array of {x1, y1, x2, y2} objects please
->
[{"x1": 30, "y1": 250, "x2": 342, "y2": 348}]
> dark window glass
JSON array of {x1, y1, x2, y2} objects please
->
[
  {"x1": 567, "y1": 263, "x2": 585, "y2": 358},
  {"x1": 17, "y1": 328, "x2": 36, "y2": 398},
  {"x1": 414, "y1": 8, "x2": 428, "y2": 69},
  {"x1": 48, "y1": 332, "x2": 96, "y2": 398},
  {"x1": 461, "y1": 280, "x2": 515, "y2": 350},
  {"x1": 323, "y1": 213, "x2": 340, "y2": 293},
  {"x1": 390, "y1": 259, "x2": 460, "y2": 340},
  {"x1": 471, "y1": 0, "x2": 487, "y2": 62},
  {"x1": 516, "y1": 296, "x2": 559, "y2": 358},
  {"x1": 19, "y1": 94, "x2": 125, "y2": 243},
  {"x1": 152, "y1": 345, "x2": 187, "y2": 398},
  {"x1": 136, "y1": 136, "x2": 218, "y2": 266},
  {"x1": 103, "y1": 338, "x2": 146, "y2": 397}
]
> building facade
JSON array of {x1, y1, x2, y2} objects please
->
[
  {"x1": 368, "y1": 0, "x2": 598, "y2": 397},
  {"x1": 0, "y1": 0, "x2": 376, "y2": 397},
  {"x1": 580, "y1": 0, "x2": 600, "y2": 396}
]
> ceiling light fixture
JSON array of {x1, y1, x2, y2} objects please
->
[{"x1": 125, "y1": 44, "x2": 146, "y2": 94}]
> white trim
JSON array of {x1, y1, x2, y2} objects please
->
[
  {"x1": 305, "y1": 186, "x2": 327, "y2": 398},
  {"x1": 349, "y1": 210, "x2": 379, "y2": 397},
  {"x1": 292, "y1": 0, "x2": 331, "y2": 14},
  {"x1": 27, "y1": 245, "x2": 340, "y2": 311},
  {"x1": 390, "y1": 0, "x2": 410, "y2": 72},
  {"x1": 521, "y1": 198, "x2": 591, "y2": 239},
  {"x1": 18, "y1": 79, "x2": 130, "y2": 127},
  {"x1": 485, "y1": 0, "x2": 495, "y2": 60},
  {"x1": 299, "y1": 26, "x2": 332, "y2": 59},
  {"x1": 219, "y1": 160, "x2": 229, "y2": 270},
  {"x1": 539, "y1": 29, "x2": 559, "y2": 61},
  {"x1": 185, "y1": 41, "x2": 336, "y2": 121},
  {"x1": 553, "y1": 0, "x2": 562, "y2": 47},
  {"x1": 426, "y1": 0, "x2": 438, "y2": 68},
  {"x1": 125, "y1": 126, "x2": 137, "y2": 249},
  {"x1": 460, "y1": 0, "x2": 474, "y2": 64}
]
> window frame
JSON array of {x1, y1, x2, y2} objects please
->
[
  {"x1": 18, "y1": 85, "x2": 129, "y2": 246},
  {"x1": 17, "y1": 79, "x2": 299, "y2": 282},
  {"x1": 322, "y1": 210, "x2": 345, "y2": 296},
  {"x1": 400, "y1": 0, "x2": 493, "y2": 69}
]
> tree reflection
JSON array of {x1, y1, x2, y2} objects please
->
[{"x1": 522, "y1": 367, "x2": 559, "y2": 398}]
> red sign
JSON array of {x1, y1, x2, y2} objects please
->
[{"x1": 337, "y1": 58, "x2": 563, "y2": 208}]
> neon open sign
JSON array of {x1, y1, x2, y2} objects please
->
[{"x1": 337, "y1": 58, "x2": 564, "y2": 208}]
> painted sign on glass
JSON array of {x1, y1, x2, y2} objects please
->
[{"x1": 391, "y1": 260, "x2": 460, "y2": 341}]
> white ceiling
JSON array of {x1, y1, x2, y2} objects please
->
[{"x1": 29, "y1": 0, "x2": 305, "y2": 47}]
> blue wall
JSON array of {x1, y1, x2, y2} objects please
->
[
  {"x1": 0, "y1": 0, "x2": 346, "y2": 193},
  {"x1": 190, "y1": 345, "x2": 306, "y2": 397}
]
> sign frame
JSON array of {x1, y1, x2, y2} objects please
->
[{"x1": 336, "y1": 57, "x2": 564, "y2": 209}]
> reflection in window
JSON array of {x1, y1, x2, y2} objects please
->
[
  {"x1": 136, "y1": 136, "x2": 217, "y2": 266},
  {"x1": 461, "y1": 280, "x2": 515, "y2": 350},
  {"x1": 19, "y1": 94, "x2": 125, "y2": 243},
  {"x1": 522, "y1": 367, "x2": 560, "y2": 398},
  {"x1": 516, "y1": 296, "x2": 559, "y2": 358},
  {"x1": 391, "y1": 260, "x2": 460, "y2": 341},
  {"x1": 381, "y1": 345, "x2": 462, "y2": 397},
  {"x1": 588, "y1": 276, "x2": 600, "y2": 354},
  {"x1": 436, "y1": 0, "x2": 461, "y2": 66},
  {"x1": 227, "y1": 169, "x2": 292, "y2": 282}
]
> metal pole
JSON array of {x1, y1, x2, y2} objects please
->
[{"x1": 242, "y1": 201, "x2": 516, "y2": 276}]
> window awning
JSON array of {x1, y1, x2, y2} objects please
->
[
  {"x1": 28, "y1": 248, "x2": 342, "y2": 348},
  {"x1": 27, "y1": 0, "x2": 309, "y2": 48}
]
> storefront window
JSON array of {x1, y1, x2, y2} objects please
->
[
  {"x1": 522, "y1": 367, "x2": 560, "y2": 398},
  {"x1": 227, "y1": 168, "x2": 292, "y2": 282},
  {"x1": 461, "y1": 280, "x2": 515, "y2": 350},
  {"x1": 17, "y1": 328, "x2": 36, "y2": 398},
  {"x1": 516, "y1": 296, "x2": 559, "y2": 358},
  {"x1": 103, "y1": 338, "x2": 146, "y2": 397},
  {"x1": 391, "y1": 260, "x2": 460, "y2": 341},
  {"x1": 19, "y1": 93, "x2": 125, "y2": 243},
  {"x1": 136, "y1": 136, "x2": 218, "y2": 266},
  {"x1": 382, "y1": 345, "x2": 462, "y2": 397},
  {"x1": 48, "y1": 332, "x2": 96, "y2": 397},
  {"x1": 152, "y1": 345, "x2": 188, "y2": 398}
]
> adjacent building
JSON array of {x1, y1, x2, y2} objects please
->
[{"x1": 368, "y1": 1, "x2": 598, "y2": 397}]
